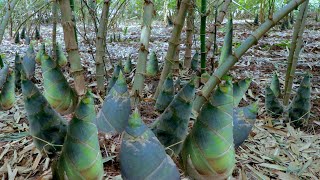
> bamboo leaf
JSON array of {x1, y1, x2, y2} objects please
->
[
  {"x1": 22, "y1": 44, "x2": 36, "y2": 79},
  {"x1": 233, "y1": 78, "x2": 252, "y2": 107},
  {"x1": 95, "y1": 70, "x2": 131, "y2": 133},
  {"x1": 233, "y1": 102, "x2": 258, "y2": 147},
  {"x1": 181, "y1": 80, "x2": 235, "y2": 179},
  {"x1": 0, "y1": 70, "x2": 15, "y2": 110},
  {"x1": 153, "y1": 78, "x2": 196, "y2": 155},
  {"x1": 55, "y1": 92, "x2": 104, "y2": 179},
  {"x1": 21, "y1": 75, "x2": 66, "y2": 155},
  {"x1": 155, "y1": 73, "x2": 174, "y2": 112},
  {"x1": 120, "y1": 109, "x2": 180, "y2": 180},
  {"x1": 289, "y1": 73, "x2": 311, "y2": 127},
  {"x1": 265, "y1": 86, "x2": 283, "y2": 118},
  {"x1": 40, "y1": 54, "x2": 78, "y2": 115},
  {"x1": 146, "y1": 51, "x2": 159, "y2": 77}
]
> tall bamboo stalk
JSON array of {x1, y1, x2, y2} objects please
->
[
  {"x1": 58, "y1": 0, "x2": 86, "y2": 95},
  {"x1": 283, "y1": 0, "x2": 309, "y2": 105},
  {"x1": 132, "y1": 0, "x2": 155, "y2": 104},
  {"x1": 193, "y1": 0, "x2": 307, "y2": 113},
  {"x1": 206, "y1": 0, "x2": 231, "y2": 54},
  {"x1": 183, "y1": 0, "x2": 194, "y2": 69},
  {"x1": 154, "y1": 0, "x2": 191, "y2": 98},
  {"x1": 200, "y1": 0, "x2": 207, "y2": 74},
  {"x1": 0, "y1": 0, "x2": 19, "y2": 44},
  {"x1": 52, "y1": 0, "x2": 58, "y2": 60},
  {"x1": 96, "y1": 0, "x2": 111, "y2": 94}
]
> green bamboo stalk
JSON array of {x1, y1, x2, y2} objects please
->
[
  {"x1": 181, "y1": 80, "x2": 235, "y2": 179},
  {"x1": 146, "y1": 51, "x2": 159, "y2": 77},
  {"x1": 200, "y1": 0, "x2": 207, "y2": 74},
  {"x1": 95, "y1": 71, "x2": 131, "y2": 134},
  {"x1": 0, "y1": 70, "x2": 15, "y2": 110},
  {"x1": 22, "y1": 44, "x2": 36, "y2": 79},
  {"x1": 132, "y1": 0, "x2": 155, "y2": 103},
  {"x1": 154, "y1": 0, "x2": 191, "y2": 99},
  {"x1": 40, "y1": 54, "x2": 78, "y2": 115},
  {"x1": 193, "y1": 0, "x2": 307, "y2": 113},
  {"x1": 206, "y1": 0, "x2": 231, "y2": 54},
  {"x1": 283, "y1": 0, "x2": 309, "y2": 105},
  {"x1": 288, "y1": 73, "x2": 311, "y2": 127},
  {"x1": 153, "y1": 79, "x2": 195, "y2": 155},
  {"x1": 96, "y1": 0, "x2": 110, "y2": 94},
  {"x1": 0, "y1": 0, "x2": 19, "y2": 44},
  {"x1": 120, "y1": 109, "x2": 180, "y2": 180},
  {"x1": 184, "y1": 0, "x2": 194, "y2": 69},
  {"x1": 52, "y1": 1, "x2": 58, "y2": 60},
  {"x1": 21, "y1": 75, "x2": 66, "y2": 155},
  {"x1": 58, "y1": 0, "x2": 86, "y2": 95},
  {"x1": 55, "y1": 92, "x2": 104, "y2": 179},
  {"x1": 219, "y1": 16, "x2": 233, "y2": 66},
  {"x1": 155, "y1": 73, "x2": 174, "y2": 112}
]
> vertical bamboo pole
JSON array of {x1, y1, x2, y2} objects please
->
[
  {"x1": 154, "y1": 0, "x2": 191, "y2": 98},
  {"x1": 132, "y1": 0, "x2": 155, "y2": 104},
  {"x1": 283, "y1": 0, "x2": 309, "y2": 105},
  {"x1": 192, "y1": 0, "x2": 307, "y2": 113},
  {"x1": 96, "y1": 0, "x2": 111, "y2": 94},
  {"x1": 0, "y1": 0, "x2": 19, "y2": 44},
  {"x1": 200, "y1": 0, "x2": 207, "y2": 74},
  {"x1": 52, "y1": 0, "x2": 58, "y2": 60},
  {"x1": 205, "y1": 0, "x2": 230, "y2": 54},
  {"x1": 183, "y1": 0, "x2": 194, "y2": 69},
  {"x1": 58, "y1": 0, "x2": 86, "y2": 95}
]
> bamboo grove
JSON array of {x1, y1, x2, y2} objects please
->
[{"x1": 0, "y1": 0, "x2": 315, "y2": 179}]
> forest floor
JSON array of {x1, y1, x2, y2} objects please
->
[{"x1": 0, "y1": 18, "x2": 320, "y2": 179}]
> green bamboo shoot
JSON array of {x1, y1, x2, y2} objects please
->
[
  {"x1": 270, "y1": 72, "x2": 281, "y2": 98},
  {"x1": 123, "y1": 55, "x2": 132, "y2": 74},
  {"x1": 233, "y1": 78, "x2": 252, "y2": 107},
  {"x1": 36, "y1": 43, "x2": 45, "y2": 64},
  {"x1": 95, "y1": 71, "x2": 131, "y2": 133},
  {"x1": 56, "y1": 43, "x2": 67, "y2": 67},
  {"x1": 0, "y1": 70, "x2": 15, "y2": 110},
  {"x1": 288, "y1": 73, "x2": 311, "y2": 127},
  {"x1": 146, "y1": 51, "x2": 159, "y2": 77},
  {"x1": 265, "y1": 87, "x2": 283, "y2": 118},
  {"x1": 153, "y1": 79, "x2": 195, "y2": 155},
  {"x1": 155, "y1": 74, "x2": 174, "y2": 112},
  {"x1": 40, "y1": 54, "x2": 78, "y2": 115},
  {"x1": 21, "y1": 75, "x2": 66, "y2": 155},
  {"x1": 120, "y1": 109, "x2": 180, "y2": 180},
  {"x1": 181, "y1": 81, "x2": 235, "y2": 179},
  {"x1": 55, "y1": 92, "x2": 104, "y2": 179},
  {"x1": 22, "y1": 44, "x2": 36, "y2": 79},
  {"x1": 14, "y1": 53, "x2": 21, "y2": 88},
  {"x1": 219, "y1": 17, "x2": 233, "y2": 66}
]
